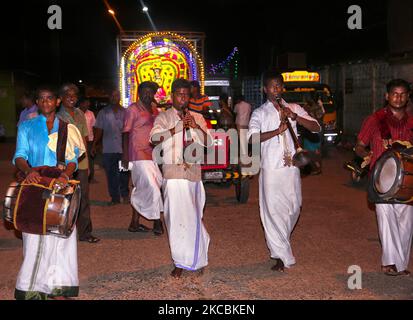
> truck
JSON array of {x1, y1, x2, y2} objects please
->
[{"x1": 281, "y1": 70, "x2": 340, "y2": 145}]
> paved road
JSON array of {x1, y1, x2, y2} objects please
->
[{"x1": 0, "y1": 144, "x2": 412, "y2": 300}]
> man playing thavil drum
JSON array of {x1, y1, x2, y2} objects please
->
[
  {"x1": 13, "y1": 85, "x2": 85, "y2": 299},
  {"x1": 355, "y1": 78, "x2": 413, "y2": 276}
]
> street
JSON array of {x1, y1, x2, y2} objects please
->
[{"x1": 1, "y1": 144, "x2": 412, "y2": 300}]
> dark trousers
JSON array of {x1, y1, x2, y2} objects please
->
[
  {"x1": 87, "y1": 141, "x2": 95, "y2": 181},
  {"x1": 102, "y1": 153, "x2": 129, "y2": 202},
  {"x1": 74, "y1": 169, "x2": 93, "y2": 239}
]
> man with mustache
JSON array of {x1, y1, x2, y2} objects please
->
[
  {"x1": 57, "y1": 83, "x2": 100, "y2": 243},
  {"x1": 13, "y1": 85, "x2": 85, "y2": 299},
  {"x1": 150, "y1": 78, "x2": 212, "y2": 278},
  {"x1": 356, "y1": 78, "x2": 413, "y2": 276},
  {"x1": 122, "y1": 81, "x2": 164, "y2": 235}
]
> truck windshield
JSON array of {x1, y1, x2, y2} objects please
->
[
  {"x1": 204, "y1": 86, "x2": 227, "y2": 97},
  {"x1": 283, "y1": 88, "x2": 335, "y2": 113}
]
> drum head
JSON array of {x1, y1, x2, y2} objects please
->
[{"x1": 373, "y1": 152, "x2": 401, "y2": 197}]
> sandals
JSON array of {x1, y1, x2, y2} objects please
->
[
  {"x1": 153, "y1": 220, "x2": 164, "y2": 236},
  {"x1": 79, "y1": 235, "x2": 100, "y2": 243},
  {"x1": 382, "y1": 265, "x2": 411, "y2": 276},
  {"x1": 171, "y1": 267, "x2": 183, "y2": 278},
  {"x1": 271, "y1": 258, "x2": 285, "y2": 272},
  {"x1": 128, "y1": 224, "x2": 151, "y2": 233}
]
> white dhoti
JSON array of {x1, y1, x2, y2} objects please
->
[
  {"x1": 259, "y1": 167, "x2": 302, "y2": 268},
  {"x1": 376, "y1": 203, "x2": 413, "y2": 272},
  {"x1": 131, "y1": 160, "x2": 163, "y2": 220},
  {"x1": 162, "y1": 179, "x2": 210, "y2": 271},
  {"x1": 15, "y1": 227, "x2": 79, "y2": 299}
]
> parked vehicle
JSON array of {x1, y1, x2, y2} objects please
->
[
  {"x1": 281, "y1": 70, "x2": 341, "y2": 145},
  {"x1": 200, "y1": 130, "x2": 251, "y2": 203}
]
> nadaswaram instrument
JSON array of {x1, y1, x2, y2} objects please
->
[{"x1": 276, "y1": 96, "x2": 311, "y2": 168}]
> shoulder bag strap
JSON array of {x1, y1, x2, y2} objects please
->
[{"x1": 56, "y1": 119, "x2": 69, "y2": 169}]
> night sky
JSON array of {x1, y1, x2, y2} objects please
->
[{"x1": 0, "y1": 0, "x2": 388, "y2": 87}]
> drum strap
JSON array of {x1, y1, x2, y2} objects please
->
[{"x1": 56, "y1": 120, "x2": 68, "y2": 169}]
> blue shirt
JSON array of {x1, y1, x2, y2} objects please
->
[
  {"x1": 94, "y1": 105, "x2": 125, "y2": 154},
  {"x1": 17, "y1": 104, "x2": 38, "y2": 126},
  {"x1": 13, "y1": 115, "x2": 78, "y2": 168}
]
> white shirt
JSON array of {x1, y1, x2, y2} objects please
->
[
  {"x1": 248, "y1": 99, "x2": 316, "y2": 170},
  {"x1": 150, "y1": 107, "x2": 213, "y2": 181}
]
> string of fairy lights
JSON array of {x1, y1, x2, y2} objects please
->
[{"x1": 207, "y1": 47, "x2": 239, "y2": 79}]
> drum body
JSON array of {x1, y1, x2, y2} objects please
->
[
  {"x1": 372, "y1": 149, "x2": 413, "y2": 202},
  {"x1": 3, "y1": 181, "x2": 81, "y2": 238}
]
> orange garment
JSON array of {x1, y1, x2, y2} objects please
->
[{"x1": 188, "y1": 95, "x2": 212, "y2": 113}]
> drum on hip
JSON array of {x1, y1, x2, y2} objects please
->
[
  {"x1": 369, "y1": 148, "x2": 413, "y2": 203},
  {"x1": 3, "y1": 179, "x2": 81, "y2": 238}
]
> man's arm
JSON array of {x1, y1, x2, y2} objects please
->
[
  {"x1": 258, "y1": 122, "x2": 288, "y2": 143},
  {"x1": 282, "y1": 106, "x2": 320, "y2": 133},
  {"x1": 355, "y1": 115, "x2": 375, "y2": 159},
  {"x1": 185, "y1": 113, "x2": 212, "y2": 147},
  {"x1": 122, "y1": 132, "x2": 130, "y2": 168},
  {"x1": 296, "y1": 115, "x2": 320, "y2": 132},
  {"x1": 202, "y1": 95, "x2": 213, "y2": 113},
  {"x1": 15, "y1": 157, "x2": 76, "y2": 186},
  {"x1": 91, "y1": 127, "x2": 103, "y2": 157},
  {"x1": 150, "y1": 114, "x2": 183, "y2": 146},
  {"x1": 91, "y1": 110, "x2": 104, "y2": 157},
  {"x1": 151, "y1": 127, "x2": 179, "y2": 146},
  {"x1": 77, "y1": 111, "x2": 89, "y2": 162},
  {"x1": 15, "y1": 157, "x2": 39, "y2": 183},
  {"x1": 247, "y1": 108, "x2": 288, "y2": 144},
  {"x1": 355, "y1": 139, "x2": 372, "y2": 158}
]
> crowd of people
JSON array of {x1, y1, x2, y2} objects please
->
[{"x1": 9, "y1": 74, "x2": 413, "y2": 299}]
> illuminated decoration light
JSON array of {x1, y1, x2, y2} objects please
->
[
  {"x1": 120, "y1": 31, "x2": 205, "y2": 106},
  {"x1": 282, "y1": 71, "x2": 320, "y2": 82},
  {"x1": 207, "y1": 47, "x2": 239, "y2": 79},
  {"x1": 204, "y1": 80, "x2": 230, "y2": 86},
  {"x1": 119, "y1": 56, "x2": 128, "y2": 107},
  {"x1": 293, "y1": 88, "x2": 316, "y2": 92}
]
